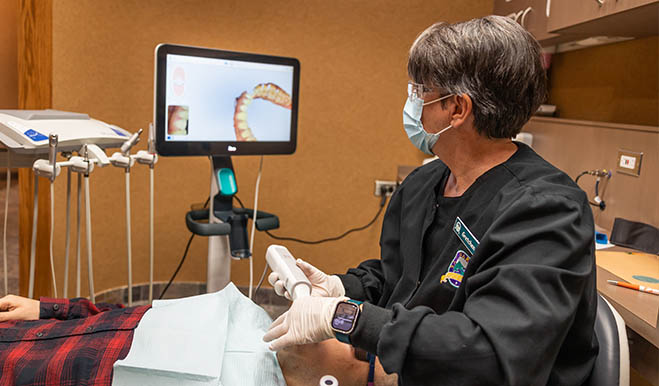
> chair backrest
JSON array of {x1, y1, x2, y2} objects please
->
[{"x1": 584, "y1": 294, "x2": 630, "y2": 386}]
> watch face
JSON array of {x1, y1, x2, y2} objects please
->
[{"x1": 332, "y1": 302, "x2": 359, "y2": 332}]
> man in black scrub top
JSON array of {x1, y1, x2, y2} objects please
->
[{"x1": 264, "y1": 15, "x2": 598, "y2": 386}]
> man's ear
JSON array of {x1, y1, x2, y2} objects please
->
[{"x1": 450, "y1": 93, "x2": 472, "y2": 128}]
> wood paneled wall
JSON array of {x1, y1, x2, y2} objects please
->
[
  {"x1": 48, "y1": 0, "x2": 493, "y2": 295},
  {"x1": 17, "y1": 0, "x2": 53, "y2": 298},
  {"x1": 523, "y1": 117, "x2": 659, "y2": 231},
  {"x1": 0, "y1": 0, "x2": 18, "y2": 109}
]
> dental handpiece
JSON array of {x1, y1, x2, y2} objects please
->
[
  {"x1": 48, "y1": 134, "x2": 58, "y2": 165},
  {"x1": 120, "y1": 128, "x2": 142, "y2": 155},
  {"x1": 265, "y1": 245, "x2": 311, "y2": 300},
  {"x1": 49, "y1": 134, "x2": 58, "y2": 181}
]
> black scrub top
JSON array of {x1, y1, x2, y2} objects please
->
[{"x1": 338, "y1": 142, "x2": 598, "y2": 386}]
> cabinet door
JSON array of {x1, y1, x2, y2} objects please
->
[
  {"x1": 547, "y1": 0, "x2": 615, "y2": 32},
  {"x1": 548, "y1": 0, "x2": 659, "y2": 36},
  {"x1": 494, "y1": 0, "x2": 558, "y2": 43},
  {"x1": 611, "y1": 0, "x2": 658, "y2": 14},
  {"x1": 523, "y1": 0, "x2": 557, "y2": 41},
  {"x1": 493, "y1": 0, "x2": 525, "y2": 17}
]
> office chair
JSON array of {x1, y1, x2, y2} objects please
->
[{"x1": 584, "y1": 294, "x2": 630, "y2": 386}]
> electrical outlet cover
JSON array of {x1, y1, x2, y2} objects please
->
[{"x1": 616, "y1": 149, "x2": 643, "y2": 177}]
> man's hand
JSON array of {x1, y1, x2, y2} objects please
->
[
  {"x1": 268, "y1": 259, "x2": 346, "y2": 300},
  {"x1": 0, "y1": 295, "x2": 40, "y2": 322},
  {"x1": 263, "y1": 295, "x2": 345, "y2": 351}
]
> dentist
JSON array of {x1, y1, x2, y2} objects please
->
[{"x1": 265, "y1": 15, "x2": 598, "y2": 386}]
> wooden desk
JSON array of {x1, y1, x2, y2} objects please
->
[
  {"x1": 595, "y1": 252, "x2": 659, "y2": 349},
  {"x1": 596, "y1": 248, "x2": 658, "y2": 385}
]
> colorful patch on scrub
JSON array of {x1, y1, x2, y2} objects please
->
[{"x1": 441, "y1": 250, "x2": 470, "y2": 288}]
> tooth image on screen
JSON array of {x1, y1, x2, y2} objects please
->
[
  {"x1": 173, "y1": 67, "x2": 185, "y2": 96},
  {"x1": 233, "y1": 83, "x2": 292, "y2": 141},
  {"x1": 167, "y1": 105, "x2": 189, "y2": 135}
]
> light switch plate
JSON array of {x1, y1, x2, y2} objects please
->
[{"x1": 616, "y1": 149, "x2": 643, "y2": 177}]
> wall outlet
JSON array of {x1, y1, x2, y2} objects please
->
[
  {"x1": 374, "y1": 180, "x2": 397, "y2": 196},
  {"x1": 616, "y1": 149, "x2": 643, "y2": 177}
]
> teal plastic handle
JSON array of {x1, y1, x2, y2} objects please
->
[{"x1": 217, "y1": 168, "x2": 237, "y2": 196}]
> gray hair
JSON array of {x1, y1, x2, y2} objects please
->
[{"x1": 408, "y1": 15, "x2": 547, "y2": 138}]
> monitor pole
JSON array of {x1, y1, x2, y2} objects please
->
[
  {"x1": 207, "y1": 156, "x2": 233, "y2": 292},
  {"x1": 184, "y1": 156, "x2": 279, "y2": 293}
]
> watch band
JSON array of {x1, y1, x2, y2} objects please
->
[{"x1": 334, "y1": 299, "x2": 363, "y2": 344}]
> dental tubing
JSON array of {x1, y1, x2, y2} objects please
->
[
  {"x1": 27, "y1": 128, "x2": 154, "y2": 305},
  {"x1": 135, "y1": 123, "x2": 157, "y2": 303},
  {"x1": 30, "y1": 134, "x2": 61, "y2": 298},
  {"x1": 125, "y1": 171, "x2": 133, "y2": 306},
  {"x1": 76, "y1": 173, "x2": 81, "y2": 297},
  {"x1": 49, "y1": 182, "x2": 58, "y2": 297},
  {"x1": 29, "y1": 141, "x2": 105, "y2": 300},
  {"x1": 63, "y1": 168, "x2": 71, "y2": 298},
  {"x1": 111, "y1": 128, "x2": 147, "y2": 306},
  {"x1": 28, "y1": 175, "x2": 38, "y2": 298},
  {"x1": 30, "y1": 142, "x2": 93, "y2": 300},
  {"x1": 149, "y1": 167, "x2": 154, "y2": 302},
  {"x1": 48, "y1": 135, "x2": 58, "y2": 297},
  {"x1": 3, "y1": 152, "x2": 10, "y2": 296},
  {"x1": 248, "y1": 156, "x2": 264, "y2": 300},
  {"x1": 84, "y1": 172, "x2": 95, "y2": 303}
]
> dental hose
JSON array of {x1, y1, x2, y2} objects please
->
[
  {"x1": 125, "y1": 170, "x2": 133, "y2": 306},
  {"x1": 148, "y1": 166, "x2": 154, "y2": 303},
  {"x1": 63, "y1": 168, "x2": 72, "y2": 298},
  {"x1": 84, "y1": 174, "x2": 95, "y2": 303},
  {"x1": 28, "y1": 175, "x2": 38, "y2": 298},
  {"x1": 49, "y1": 181, "x2": 58, "y2": 297},
  {"x1": 3, "y1": 153, "x2": 10, "y2": 296},
  {"x1": 75, "y1": 173, "x2": 82, "y2": 297},
  {"x1": 248, "y1": 156, "x2": 263, "y2": 300}
]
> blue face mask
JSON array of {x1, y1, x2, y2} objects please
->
[{"x1": 403, "y1": 94, "x2": 453, "y2": 155}]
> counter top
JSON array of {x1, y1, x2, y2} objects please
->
[{"x1": 595, "y1": 247, "x2": 659, "y2": 348}]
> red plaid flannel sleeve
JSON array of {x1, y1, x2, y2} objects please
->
[
  {"x1": 1, "y1": 302, "x2": 150, "y2": 386},
  {"x1": 40, "y1": 297, "x2": 126, "y2": 320}
]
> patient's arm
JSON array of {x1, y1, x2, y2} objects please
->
[
  {"x1": 0, "y1": 294, "x2": 126, "y2": 322},
  {"x1": 39, "y1": 297, "x2": 126, "y2": 320},
  {"x1": 277, "y1": 339, "x2": 398, "y2": 386}
]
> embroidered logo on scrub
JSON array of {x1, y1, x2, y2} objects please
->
[
  {"x1": 441, "y1": 250, "x2": 470, "y2": 288},
  {"x1": 453, "y1": 217, "x2": 479, "y2": 256},
  {"x1": 442, "y1": 217, "x2": 479, "y2": 288}
]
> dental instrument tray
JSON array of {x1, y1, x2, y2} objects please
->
[{"x1": 0, "y1": 109, "x2": 131, "y2": 166}]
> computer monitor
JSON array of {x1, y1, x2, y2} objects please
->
[{"x1": 154, "y1": 44, "x2": 300, "y2": 156}]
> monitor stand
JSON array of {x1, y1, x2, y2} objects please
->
[
  {"x1": 207, "y1": 156, "x2": 233, "y2": 292},
  {"x1": 183, "y1": 156, "x2": 280, "y2": 293}
]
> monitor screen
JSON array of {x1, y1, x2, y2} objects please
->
[{"x1": 154, "y1": 44, "x2": 300, "y2": 156}]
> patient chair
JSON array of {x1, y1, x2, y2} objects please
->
[{"x1": 584, "y1": 294, "x2": 630, "y2": 386}]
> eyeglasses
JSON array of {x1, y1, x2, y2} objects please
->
[
  {"x1": 408, "y1": 81, "x2": 453, "y2": 106},
  {"x1": 407, "y1": 81, "x2": 434, "y2": 102}
]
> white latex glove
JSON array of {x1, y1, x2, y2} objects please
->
[
  {"x1": 268, "y1": 259, "x2": 345, "y2": 300},
  {"x1": 263, "y1": 295, "x2": 347, "y2": 351}
]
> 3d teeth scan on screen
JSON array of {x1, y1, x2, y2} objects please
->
[{"x1": 233, "y1": 83, "x2": 292, "y2": 141}]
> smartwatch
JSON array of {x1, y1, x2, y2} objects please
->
[{"x1": 331, "y1": 299, "x2": 363, "y2": 344}]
